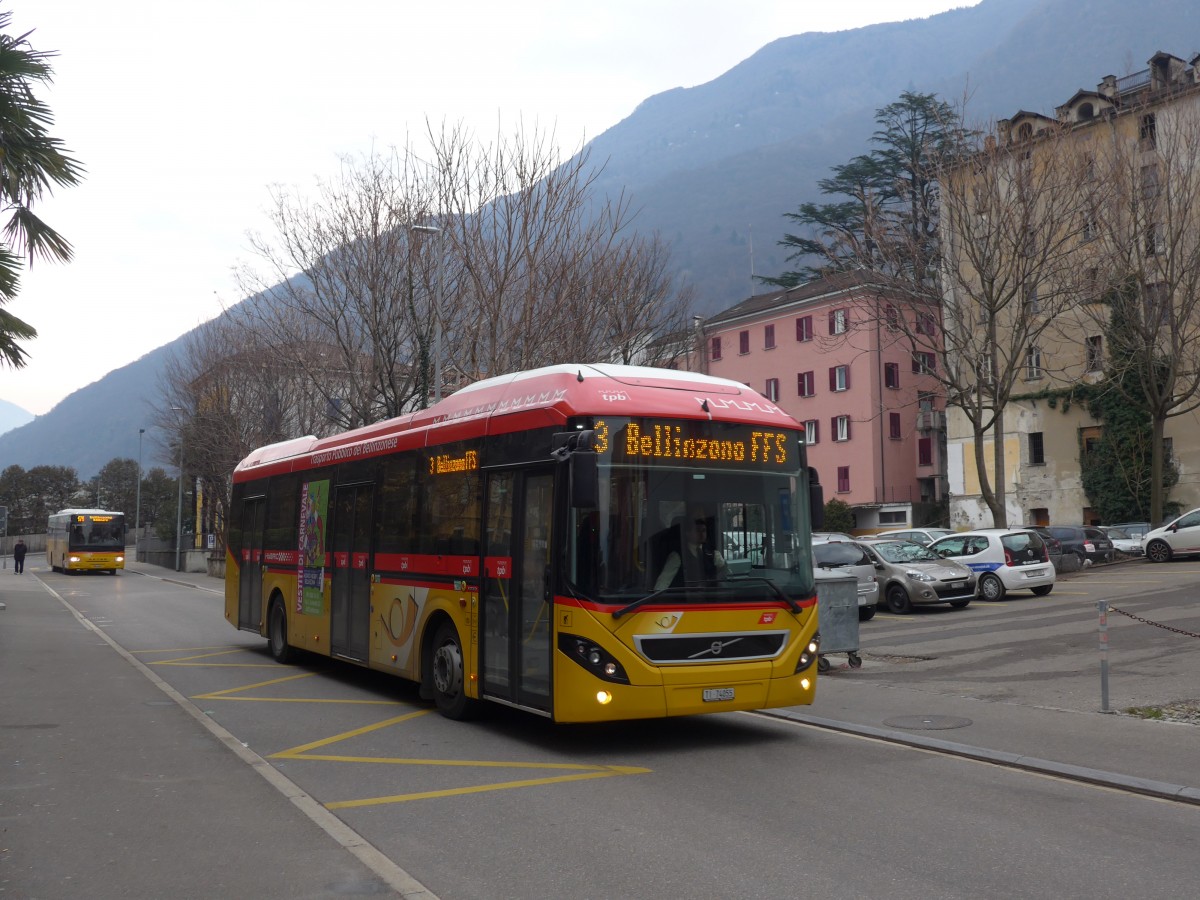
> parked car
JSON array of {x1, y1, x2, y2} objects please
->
[
  {"x1": 1110, "y1": 522, "x2": 1151, "y2": 540},
  {"x1": 812, "y1": 532, "x2": 854, "y2": 542},
  {"x1": 1101, "y1": 526, "x2": 1144, "y2": 556},
  {"x1": 1046, "y1": 526, "x2": 1116, "y2": 565},
  {"x1": 1021, "y1": 525, "x2": 1064, "y2": 566},
  {"x1": 811, "y1": 539, "x2": 880, "y2": 620},
  {"x1": 875, "y1": 528, "x2": 955, "y2": 546},
  {"x1": 928, "y1": 529, "x2": 1055, "y2": 601},
  {"x1": 1142, "y1": 509, "x2": 1200, "y2": 562},
  {"x1": 857, "y1": 539, "x2": 977, "y2": 614}
]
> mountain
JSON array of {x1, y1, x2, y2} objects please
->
[
  {"x1": 2, "y1": 0, "x2": 1199, "y2": 476},
  {"x1": 0, "y1": 398, "x2": 34, "y2": 437}
]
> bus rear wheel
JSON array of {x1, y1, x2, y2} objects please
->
[
  {"x1": 429, "y1": 621, "x2": 477, "y2": 720},
  {"x1": 268, "y1": 598, "x2": 295, "y2": 664}
]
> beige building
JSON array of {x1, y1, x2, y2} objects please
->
[{"x1": 944, "y1": 51, "x2": 1200, "y2": 528}]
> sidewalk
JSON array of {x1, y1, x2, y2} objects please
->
[
  {"x1": 768, "y1": 674, "x2": 1200, "y2": 804},
  {"x1": 0, "y1": 563, "x2": 431, "y2": 899}
]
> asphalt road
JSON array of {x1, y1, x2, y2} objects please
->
[{"x1": 5, "y1": 558, "x2": 1199, "y2": 899}]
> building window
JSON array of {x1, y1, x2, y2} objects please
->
[
  {"x1": 977, "y1": 356, "x2": 995, "y2": 389},
  {"x1": 913, "y1": 351, "x2": 936, "y2": 375},
  {"x1": 879, "y1": 510, "x2": 907, "y2": 525},
  {"x1": 797, "y1": 371, "x2": 815, "y2": 397},
  {"x1": 739, "y1": 330, "x2": 750, "y2": 354},
  {"x1": 884, "y1": 304, "x2": 899, "y2": 331},
  {"x1": 884, "y1": 362, "x2": 900, "y2": 389},
  {"x1": 916, "y1": 311, "x2": 937, "y2": 335},
  {"x1": 829, "y1": 365, "x2": 850, "y2": 392},
  {"x1": 829, "y1": 308, "x2": 848, "y2": 335},
  {"x1": 1141, "y1": 163, "x2": 1160, "y2": 201},
  {"x1": 804, "y1": 419, "x2": 819, "y2": 445},
  {"x1": 796, "y1": 316, "x2": 813, "y2": 342},
  {"x1": 889, "y1": 412, "x2": 902, "y2": 440},
  {"x1": 1082, "y1": 208, "x2": 1098, "y2": 242},
  {"x1": 1145, "y1": 222, "x2": 1165, "y2": 257},
  {"x1": 1085, "y1": 336, "x2": 1103, "y2": 372},
  {"x1": 1026, "y1": 346, "x2": 1043, "y2": 381},
  {"x1": 710, "y1": 337, "x2": 722, "y2": 360},
  {"x1": 1146, "y1": 282, "x2": 1170, "y2": 326},
  {"x1": 1023, "y1": 281, "x2": 1040, "y2": 315},
  {"x1": 764, "y1": 324, "x2": 776, "y2": 350},
  {"x1": 833, "y1": 415, "x2": 851, "y2": 442},
  {"x1": 837, "y1": 466, "x2": 850, "y2": 493},
  {"x1": 764, "y1": 378, "x2": 780, "y2": 401},
  {"x1": 1030, "y1": 432, "x2": 1045, "y2": 465},
  {"x1": 1140, "y1": 113, "x2": 1157, "y2": 150},
  {"x1": 1080, "y1": 426, "x2": 1101, "y2": 457},
  {"x1": 918, "y1": 437, "x2": 933, "y2": 467}
]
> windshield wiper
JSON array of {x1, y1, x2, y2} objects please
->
[
  {"x1": 736, "y1": 576, "x2": 803, "y2": 613},
  {"x1": 611, "y1": 577, "x2": 801, "y2": 619},
  {"x1": 612, "y1": 586, "x2": 676, "y2": 620}
]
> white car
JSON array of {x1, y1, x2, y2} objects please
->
[
  {"x1": 1142, "y1": 509, "x2": 1200, "y2": 563},
  {"x1": 1101, "y1": 526, "x2": 1143, "y2": 556},
  {"x1": 927, "y1": 529, "x2": 1055, "y2": 601},
  {"x1": 875, "y1": 527, "x2": 955, "y2": 546}
]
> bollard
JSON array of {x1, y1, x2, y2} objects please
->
[{"x1": 1097, "y1": 599, "x2": 1110, "y2": 713}]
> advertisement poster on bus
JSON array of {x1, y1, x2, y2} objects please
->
[{"x1": 297, "y1": 479, "x2": 329, "y2": 616}]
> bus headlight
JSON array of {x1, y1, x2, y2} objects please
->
[
  {"x1": 115, "y1": 556, "x2": 125, "y2": 563},
  {"x1": 795, "y1": 634, "x2": 821, "y2": 673},
  {"x1": 559, "y1": 634, "x2": 630, "y2": 684}
]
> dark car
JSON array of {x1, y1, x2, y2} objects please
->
[
  {"x1": 1022, "y1": 526, "x2": 1064, "y2": 566},
  {"x1": 1047, "y1": 526, "x2": 1115, "y2": 565}
]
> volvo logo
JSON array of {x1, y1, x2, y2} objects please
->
[{"x1": 691, "y1": 637, "x2": 744, "y2": 659}]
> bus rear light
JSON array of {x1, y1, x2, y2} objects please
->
[{"x1": 559, "y1": 634, "x2": 630, "y2": 684}]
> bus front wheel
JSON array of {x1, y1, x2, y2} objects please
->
[
  {"x1": 429, "y1": 621, "x2": 477, "y2": 720},
  {"x1": 268, "y1": 598, "x2": 295, "y2": 664}
]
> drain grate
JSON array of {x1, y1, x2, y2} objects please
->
[{"x1": 883, "y1": 715, "x2": 973, "y2": 730}]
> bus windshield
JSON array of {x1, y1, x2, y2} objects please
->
[
  {"x1": 68, "y1": 515, "x2": 125, "y2": 550},
  {"x1": 567, "y1": 418, "x2": 815, "y2": 606}
]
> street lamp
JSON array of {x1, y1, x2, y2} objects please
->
[
  {"x1": 135, "y1": 427, "x2": 145, "y2": 560},
  {"x1": 171, "y1": 408, "x2": 185, "y2": 573},
  {"x1": 410, "y1": 223, "x2": 445, "y2": 403}
]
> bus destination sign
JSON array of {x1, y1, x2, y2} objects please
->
[{"x1": 594, "y1": 418, "x2": 796, "y2": 468}]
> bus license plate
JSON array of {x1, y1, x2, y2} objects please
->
[{"x1": 703, "y1": 688, "x2": 735, "y2": 702}]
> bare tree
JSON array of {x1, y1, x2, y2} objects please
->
[
  {"x1": 1080, "y1": 100, "x2": 1200, "y2": 525},
  {"x1": 430, "y1": 124, "x2": 694, "y2": 378},
  {"x1": 872, "y1": 117, "x2": 1098, "y2": 526},
  {"x1": 236, "y1": 147, "x2": 437, "y2": 427}
]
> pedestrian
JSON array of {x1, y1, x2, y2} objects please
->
[{"x1": 13, "y1": 538, "x2": 27, "y2": 574}]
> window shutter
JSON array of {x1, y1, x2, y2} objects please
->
[{"x1": 829, "y1": 368, "x2": 837, "y2": 392}]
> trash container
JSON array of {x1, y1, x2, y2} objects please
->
[{"x1": 814, "y1": 571, "x2": 861, "y2": 672}]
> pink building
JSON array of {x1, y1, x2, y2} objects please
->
[{"x1": 694, "y1": 273, "x2": 947, "y2": 532}]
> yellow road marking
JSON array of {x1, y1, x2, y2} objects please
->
[
  {"x1": 133, "y1": 646, "x2": 247, "y2": 653},
  {"x1": 326, "y1": 767, "x2": 651, "y2": 809},
  {"x1": 273, "y1": 711, "x2": 432, "y2": 756},
  {"x1": 193, "y1": 671, "x2": 318, "y2": 698}
]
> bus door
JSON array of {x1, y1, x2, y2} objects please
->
[
  {"x1": 481, "y1": 468, "x2": 555, "y2": 712},
  {"x1": 238, "y1": 497, "x2": 267, "y2": 631},
  {"x1": 330, "y1": 482, "x2": 373, "y2": 662}
]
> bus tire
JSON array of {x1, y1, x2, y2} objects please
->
[
  {"x1": 268, "y1": 597, "x2": 295, "y2": 664},
  {"x1": 429, "y1": 621, "x2": 477, "y2": 720}
]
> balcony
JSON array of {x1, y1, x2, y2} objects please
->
[{"x1": 916, "y1": 410, "x2": 946, "y2": 432}]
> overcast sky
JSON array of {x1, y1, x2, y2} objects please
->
[{"x1": 5, "y1": 0, "x2": 977, "y2": 416}]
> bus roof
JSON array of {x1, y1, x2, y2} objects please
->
[
  {"x1": 234, "y1": 363, "x2": 800, "y2": 481},
  {"x1": 50, "y1": 509, "x2": 125, "y2": 517}
]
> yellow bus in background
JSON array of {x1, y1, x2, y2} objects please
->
[{"x1": 47, "y1": 509, "x2": 126, "y2": 574}]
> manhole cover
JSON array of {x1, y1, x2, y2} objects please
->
[{"x1": 883, "y1": 715, "x2": 973, "y2": 730}]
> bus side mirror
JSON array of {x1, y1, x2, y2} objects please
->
[
  {"x1": 552, "y1": 430, "x2": 600, "y2": 508},
  {"x1": 808, "y1": 466, "x2": 824, "y2": 530}
]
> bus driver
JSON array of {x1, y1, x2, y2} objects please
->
[{"x1": 655, "y1": 514, "x2": 728, "y2": 590}]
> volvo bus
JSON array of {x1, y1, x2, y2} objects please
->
[
  {"x1": 225, "y1": 364, "x2": 823, "y2": 723},
  {"x1": 47, "y1": 509, "x2": 127, "y2": 573}
]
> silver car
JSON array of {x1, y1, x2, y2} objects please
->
[
  {"x1": 858, "y1": 539, "x2": 977, "y2": 614},
  {"x1": 812, "y1": 539, "x2": 880, "y2": 621}
]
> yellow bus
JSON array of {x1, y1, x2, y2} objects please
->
[
  {"x1": 47, "y1": 509, "x2": 127, "y2": 574},
  {"x1": 225, "y1": 364, "x2": 823, "y2": 723}
]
